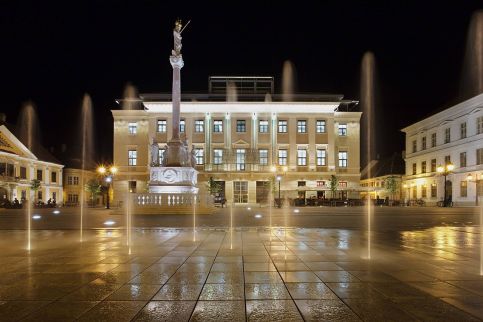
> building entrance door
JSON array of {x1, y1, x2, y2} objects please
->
[
  {"x1": 233, "y1": 181, "x2": 248, "y2": 203},
  {"x1": 256, "y1": 181, "x2": 269, "y2": 204},
  {"x1": 446, "y1": 180, "x2": 453, "y2": 204}
]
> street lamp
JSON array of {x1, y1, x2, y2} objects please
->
[
  {"x1": 437, "y1": 162, "x2": 454, "y2": 207},
  {"x1": 467, "y1": 173, "x2": 480, "y2": 206},
  {"x1": 271, "y1": 165, "x2": 288, "y2": 208},
  {"x1": 97, "y1": 165, "x2": 118, "y2": 209}
]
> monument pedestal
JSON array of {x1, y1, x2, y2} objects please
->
[{"x1": 149, "y1": 167, "x2": 198, "y2": 194}]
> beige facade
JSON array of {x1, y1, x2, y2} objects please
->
[
  {"x1": 360, "y1": 175, "x2": 403, "y2": 201},
  {"x1": 112, "y1": 100, "x2": 362, "y2": 205},
  {"x1": 63, "y1": 168, "x2": 102, "y2": 206},
  {"x1": 0, "y1": 125, "x2": 63, "y2": 204}
]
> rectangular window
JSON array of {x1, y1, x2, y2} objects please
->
[
  {"x1": 129, "y1": 181, "x2": 137, "y2": 193},
  {"x1": 179, "y1": 119, "x2": 185, "y2": 133},
  {"x1": 316, "y1": 120, "x2": 326, "y2": 133},
  {"x1": 236, "y1": 149, "x2": 246, "y2": 171},
  {"x1": 297, "y1": 120, "x2": 307, "y2": 133},
  {"x1": 73, "y1": 176, "x2": 79, "y2": 185},
  {"x1": 37, "y1": 169, "x2": 43, "y2": 181},
  {"x1": 412, "y1": 140, "x2": 417, "y2": 153},
  {"x1": 233, "y1": 181, "x2": 248, "y2": 203},
  {"x1": 338, "y1": 151, "x2": 348, "y2": 167},
  {"x1": 213, "y1": 149, "x2": 223, "y2": 165},
  {"x1": 422, "y1": 137, "x2": 426, "y2": 150},
  {"x1": 460, "y1": 181, "x2": 468, "y2": 197},
  {"x1": 338, "y1": 124, "x2": 347, "y2": 136},
  {"x1": 20, "y1": 166, "x2": 27, "y2": 179},
  {"x1": 158, "y1": 148, "x2": 165, "y2": 165},
  {"x1": 38, "y1": 190, "x2": 42, "y2": 201},
  {"x1": 259, "y1": 149, "x2": 268, "y2": 165},
  {"x1": 213, "y1": 120, "x2": 223, "y2": 133},
  {"x1": 412, "y1": 186, "x2": 417, "y2": 199},
  {"x1": 259, "y1": 120, "x2": 269, "y2": 133},
  {"x1": 68, "y1": 194, "x2": 79, "y2": 203},
  {"x1": 445, "y1": 155, "x2": 451, "y2": 164},
  {"x1": 431, "y1": 159, "x2": 437, "y2": 172},
  {"x1": 412, "y1": 163, "x2": 417, "y2": 175},
  {"x1": 128, "y1": 122, "x2": 137, "y2": 134},
  {"x1": 194, "y1": 120, "x2": 204, "y2": 133},
  {"x1": 316, "y1": 149, "x2": 326, "y2": 166},
  {"x1": 67, "y1": 176, "x2": 73, "y2": 185},
  {"x1": 297, "y1": 149, "x2": 307, "y2": 166},
  {"x1": 51, "y1": 171, "x2": 57, "y2": 183},
  {"x1": 460, "y1": 122, "x2": 467, "y2": 139},
  {"x1": 444, "y1": 128, "x2": 451, "y2": 143},
  {"x1": 477, "y1": 148, "x2": 483, "y2": 165},
  {"x1": 421, "y1": 161, "x2": 426, "y2": 173},
  {"x1": 298, "y1": 181, "x2": 306, "y2": 187},
  {"x1": 478, "y1": 116, "x2": 483, "y2": 134},
  {"x1": 316, "y1": 181, "x2": 325, "y2": 187},
  {"x1": 431, "y1": 183, "x2": 437, "y2": 198},
  {"x1": 236, "y1": 120, "x2": 246, "y2": 132},
  {"x1": 431, "y1": 133, "x2": 437, "y2": 147},
  {"x1": 278, "y1": 120, "x2": 287, "y2": 133},
  {"x1": 421, "y1": 185, "x2": 427, "y2": 198},
  {"x1": 460, "y1": 152, "x2": 467, "y2": 168},
  {"x1": 157, "y1": 120, "x2": 167, "y2": 133},
  {"x1": 128, "y1": 150, "x2": 137, "y2": 166},
  {"x1": 195, "y1": 148, "x2": 204, "y2": 165},
  {"x1": 278, "y1": 149, "x2": 287, "y2": 165}
]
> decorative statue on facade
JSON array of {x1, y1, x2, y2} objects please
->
[
  {"x1": 190, "y1": 145, "x2": 197, "y2": 167},
  {"x1": 150, "y1": 139, "x2": 159, "y2": 166}
]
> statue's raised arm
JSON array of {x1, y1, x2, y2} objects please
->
[{"x1": 172, "y1": 19, "x2": 183, "y2": 56}]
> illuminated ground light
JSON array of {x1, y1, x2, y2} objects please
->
[
  {"x1": 32, "y1": 215, "x2": 41, "y2": 220},
  {"x1": 53, "y1": 210, "x2": 60, "y2": 214},
  {"x1": 294, "y1": 209, "x2": 300, "y2": 213},
  {"x1": 255, "y1": 214, "x2": 262, "y2": 219},
  {"x1": 247, "y1": 207, "x2": 251, "y2": 211},
  {"x1": 104, "y1": 220, "x2": 116, "y2": 226}
]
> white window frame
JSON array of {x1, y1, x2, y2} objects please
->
[
  {"x1": 128, "y1": 150, "x2": 137, "y2": 166},
  {"x1": 128, "y1": 122, "x2": 137, "y2": 135},
  {"x1": 316, "y1": 120, "x2": 326, "y2": 133},
  {"x1": 297, "y1": 149, "x2": 307, "y2": 165},
  {"x1": 338, "y1": 151, "x2": 348, "y2": 167},
  {"x1": 316, "y1": 149, "x2": 326, "y2": 166},
  {"x1": 157, "y1": 120, "x2": 167, "y2": 133},
  {"x1": 338, "y1": 124, "x2": 347, "y2": 136}
]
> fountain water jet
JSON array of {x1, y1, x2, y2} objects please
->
[
  {"x1": 17, "y1": 102, "x2": 40, "y2": 251},
  {"x1": 80, "y1": 94, "x2": 94, "y2": 243},
  {"x1": 361, "y1": 51, "x2": 376, "y2": 259},
  {"x1": 193, "y1": 195, "x2": 196, "y2": 242},
  {"x1": 461, "y1": 10, "x2": 483, "y2": 99},
  {"x1": 282, "y1": 60, "x2": 296, "y2": 102}
]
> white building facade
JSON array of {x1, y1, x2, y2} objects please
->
[
  {"x1": 112, "y1": 91, "x2": 361, "y2": 206},
  {"x1": 402, "y1": 93, "x2": 483, "y2": 206}
]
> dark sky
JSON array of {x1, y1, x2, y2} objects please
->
[{"x1": 1, "y1": 1, "x2": 481, "y2": 163}]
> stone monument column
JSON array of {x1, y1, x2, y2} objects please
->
[{"x1": 170, "y1": 56, "x2": 183, "y2": 141}]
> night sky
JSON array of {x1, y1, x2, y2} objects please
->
[{"x1": 1, "y1": 1, "x2": 481, "y2": 164}]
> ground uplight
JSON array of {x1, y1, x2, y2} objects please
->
[
  {"x1": 104, "y1": 220, "x2": 116, "y2": 226},
  {"x1": 32, "y1": 215, "x2": 41, "y2": 220}
]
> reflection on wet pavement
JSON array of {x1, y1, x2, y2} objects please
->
[{"x1": 0, "y1": 226, "x2": 482, "y2": 321}]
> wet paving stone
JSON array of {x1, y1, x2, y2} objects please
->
[
  {"x1": 295, "y1": 299, "x2": 361, "y2": 321},
  {"x1": 343, "y1": 298, "x2": 418, "y2": 321},
  {"x1": 133, "y1": 300, "x2": 196, "y2": 322},
  {"x1": 245, "y1": 283, "x2": 291, "y2": 300},
  {"x1": 190, "y1": 300, "x2": 245, "y2": 321},
  {"x1": 246, "y1": 299, "x2": 303, "y2": 321},
  {"x1": 153, "y1": 284, "x2": 203, "y2": 301},
  {"x1": 199, "y1": 283, "x2": 245, "y2": 300},
  {"x1": 286, "y1": 282, "x2": 338, "y2": 299},
  {"x1": 77, "y1": 300, "x2": 147, "y2": 322},
  {"x1": 22, "y1": 301, "x2": 99, "y2": 321}
]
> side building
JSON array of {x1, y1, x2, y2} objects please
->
[
  {"x1": 401, "y1": 93, "x2": 483, "y2": 206},
  {"x1": 112, "y1": 77, "x2": 362, "y2": 206},
  {"x1": 360, "y1": 152, "x2": 405, "y2": 203},
  {"x1": 0, "y1": 122, "x2": 63, "y2": 204}
]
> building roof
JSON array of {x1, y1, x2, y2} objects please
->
[
  {"x1": 0, "y1": 123, "x2": 62, "y2": 165},
  {"x1": 361, "y1": 152, "x2": 405, "y2": 180}
]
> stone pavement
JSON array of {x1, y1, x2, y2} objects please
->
[{"x1": 0, "y1": 227, "x2": 482, "y2": 321}]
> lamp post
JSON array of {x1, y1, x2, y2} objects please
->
[
  {"x1": 97, "y1": 165, "x2": 118, "y2": 209},
  {"x1": 270, "y1": 165, "x2": 288, "y2": 208},
  {"x1": 466, "y1": 173, "x2": 479, "y2": 206},
  {"x1": 437, "y1": 162, "x2": 454, "y2": 207}
]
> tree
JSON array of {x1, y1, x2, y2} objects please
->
[
  {"x1": 30, "y1": 179, "x2": 41, "y2": 202},
  {"x1": 206, "y1": 177, "x2": 221, "y2": 196},
  {"x1": 329, "y1": 175, "x2": 339, "y2": 199},
  {"x1": 85, "y1": 179, "x2": 101, "y2": 205},
  {"x1": 384, "y1": 176, "x2": 399, "y2": 203}
]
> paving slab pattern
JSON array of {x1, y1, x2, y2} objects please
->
[{"x1": 0, "y1": 226, "x2": 482, "y2": 321}]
